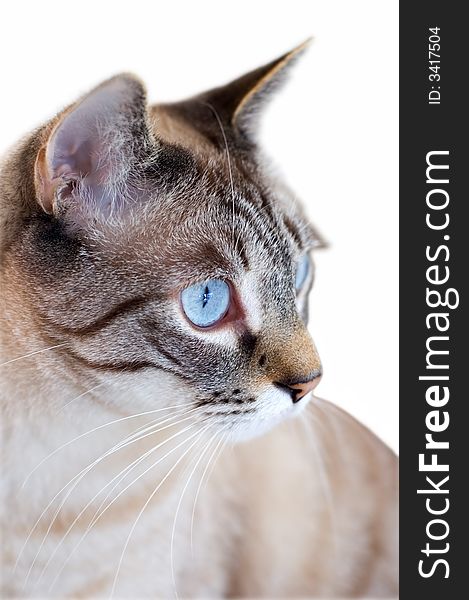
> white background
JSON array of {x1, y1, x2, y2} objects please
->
[{"x1": 0, "y1": 1, "x2": 398, "y2": 451}]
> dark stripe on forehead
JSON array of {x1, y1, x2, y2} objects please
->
[
  {"x1": 257, "y1": 190, "x2": 279, "y2": 228},
  {"x1": 234, "y1": 159, "x2": 278, "y2": 224},
  {"x1": 232, "y1": 200, "x2": 289, "y2": 263},
  {"x1": 283, "y1": 216, "x2": 303, "y2": 250},
  {"x1": 234, "y1": 235, "x2": 249, "y2": 270}
]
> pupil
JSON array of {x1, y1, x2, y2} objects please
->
[{"x1": 202, "y1": 285, "x2": 212, "y2": 308}]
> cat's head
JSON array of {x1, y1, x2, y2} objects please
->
[{"x1": 2, "y1": 42, "x2": 324, "y2": 439}]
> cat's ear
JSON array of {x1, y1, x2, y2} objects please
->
[
  {"x1": 34, "y1": 74, "x2": 149, "y2": 216},
  {"x1": 199, "y1": 40, "x2": 311, "y2": 141}
]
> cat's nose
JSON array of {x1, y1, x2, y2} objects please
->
[{"x1": 275, "y1": 372, "x2": 322, "y2": 403}]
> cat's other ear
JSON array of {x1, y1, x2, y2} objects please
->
[
  {"x1": 34, "y1": 74, "x2": 150, "y2": 216},
  {"x1": 199, "y1": 40, "x2": 311, "y2": 142}
]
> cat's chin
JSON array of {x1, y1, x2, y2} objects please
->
[{"x1": 224, "y1": 387, "x2": 311, "y2": 443}]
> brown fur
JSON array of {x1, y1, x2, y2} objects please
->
[{"x1": 1, "y1": 45, "x2": 397, "y2": 598}]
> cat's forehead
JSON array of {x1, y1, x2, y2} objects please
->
[
  {"x1": 108, "y1": 141, "x2": 315, "y2": 284},
  {"x1": 140, "y1": 102, "x2": 318, "y2": 246}
]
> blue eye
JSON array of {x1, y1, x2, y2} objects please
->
[
  {"x1": 295, "y1": 255, "x2": 310, "y2": 290},
  {"x1": 181, "y1": 279, "x2": 230, "y2": 328}
]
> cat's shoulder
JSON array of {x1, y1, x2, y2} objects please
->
[
  {"x1": 292, "y1": 399, "x2": 398, "y2": 513},
  {"x1": 310, "y1": 399, "x2": 396, "y2": 461},
  {"x1": 234, "y1": 398, "x2": 397, "y2": 486}
]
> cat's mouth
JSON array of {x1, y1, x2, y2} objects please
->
[{"x1": 195, "y1": 382, "x2": 318, "y2": 441}]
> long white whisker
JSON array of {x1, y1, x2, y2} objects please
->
[
  {"x1": 90, "y1": 422, "x2": 201, "y2": 531},
  {"x1": 299, "y1": 405, "x2": 338, "y2": 557},
  {"x1": 190, "y1": 429, "x2": 227, "y2": 553},
  {"x1": 17, "y1": 408, "x2": 196, "y2": 582},
  {"x1": 170, "y1": 429, "x2": 220, "y2": 598},
  {"x1": 0, "y1": 343, "x2": 66, "y2": 368},
  {"x1": 43, "y1": 419, "x2": 198, "y2": 590},
  {"x1": 315, "y1": 398, "x2": 361, "y2": 442},
  {"x1": 202, "y1": 102, "x2": 236, "y2": 250},
  {"x1": 47, "y1": 419, "x2": 192, "y2": 592},
  {"x1": 21, "y1": 402, "x2": 194, "y2": 490},
  {"x1": 57, "y1": 381, "x2": 108, "y2": 412},
  {"x1": 109, "y1": 425, "x2": 210, "y2": 599}
]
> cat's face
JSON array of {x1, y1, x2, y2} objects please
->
[{"x1": 3, "y1": 43, "x2": 323, "y2": 439}]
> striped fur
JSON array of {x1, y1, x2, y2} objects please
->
[{"x1": 0, "y1": 46, "x2": 397, "y2": 598}]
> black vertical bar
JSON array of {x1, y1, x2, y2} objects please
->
[{"x1": 400, "y1": 2, "x2": 466, "y2": 598}]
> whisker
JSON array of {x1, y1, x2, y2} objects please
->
[
  {"x1": 0, "y1": 343, "x2": 66, "y2": 368},
  {"x1": 47, "y1": 418, "x2": 193, "y2": 590},
  {"x1": 27, "y1": 410, "x2": 197, "y2": 587},
  {"x1": 16, "y1": 408, "x2": 196, "y2": 582},
  {"x1": 57, "y1": 381, "x2": 109, "y2": 412},
  {"x1": 43, "y1": 418, "x2": 199, "y2": 591},
  {"x1": 190, "y1": 429, "x2": 227, "y2": 553},
  {"x1": 202, "y1": 101, "x2": 236, "y2": 250},
  {"x1": 299, "y1": 405, "x2": 338, "y2": 558},
  {"x1": 21, "y1": 402, "x2": 194, "y2": 489},
  {"x1": 89, "y1": 421, "x2": 203, "y2": 530},
  {"x1": 170, "y1": 429, "x2": 220, "y2": 597},
  {"x1": 315, "y1": 398, "x2": 357, "y2": 440},
  {"x1": 109, "y1": 424, "x2": 211, "y2": 599}
]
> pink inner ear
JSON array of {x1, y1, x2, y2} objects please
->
[
  {"x1": 34, "y1": 73, "x2": 147, "y2": 218},
  {"x1": 44, "y1": 79, "x2": 130, "y2": 188},
  {"x1": 50, "y1": 138, "x2": 95, "y2": 181}
]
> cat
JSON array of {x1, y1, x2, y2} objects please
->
[{"x1": 0, "y1": 42, "x2": 398, "y2": 598}]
